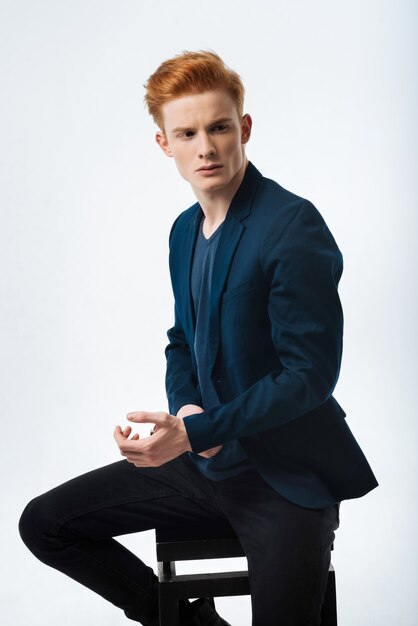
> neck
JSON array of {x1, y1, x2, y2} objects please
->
[{"x1": 192, "y1": 156, "x2": 248, "y2": 225}]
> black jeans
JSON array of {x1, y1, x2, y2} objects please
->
[{"x1": 19, "y1": 452, "x2": 339, "y2": 626}]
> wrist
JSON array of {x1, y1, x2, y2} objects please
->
[
  {"x1": 176, "y1": 404, "x2": 204, "y2": 419},
  {"x1": 178, "y1": 417, "x2": 192, "y2": 452}
]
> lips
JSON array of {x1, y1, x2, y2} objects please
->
[{"x1": 197, "y1": 164, "x2": 223, "y2": 171}]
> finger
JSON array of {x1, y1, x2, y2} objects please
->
[
  {"x1": 120, "y1": 425, "x2": 141, "y2": 441},
  {"x1": 125, "y1": 428, "x2": 140, "y2": 439},
  {"x1": 198, "y1": 445, "x2": 223, "y2": 458},
  {"x1": 122, "y1": 426, "x2": 132, "y2": 437},
  {"x1": 127, "y1": 411, "x2": 168, "y2": 425},
  {"x1": 114, "y1": 428, "x2": 126, "y2": 445},
  {"x1": 115, "y1": 428, "x2": 139, "y2": 448},
  {"x1": 117, "y1": 436, "x2": 149, "y2": 453},
  {"x1": 114, "y1": 426, "x2": 124, "y2": 441},
  {"x1": 126, "y1": 411, "x2": 149, "y2": 423}
]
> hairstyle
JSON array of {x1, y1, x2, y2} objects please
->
[{"x1": 143, "y1": 50, "x2": 245, "y2": 132}]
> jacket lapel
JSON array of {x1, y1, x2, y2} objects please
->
[
  {"x1": 207, "y1": 216, "x2": 245, "y2": 372},
  {"x1": 180, "y1": 206, "x2": 202, "y2": 349}
]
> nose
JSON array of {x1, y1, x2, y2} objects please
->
[{"x1": 198, "y1": 132, "x2": 216, "y2": 159}]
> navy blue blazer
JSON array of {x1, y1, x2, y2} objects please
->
[{"x1": 165, "y1": 161, "x2": 378, "y2": 508}]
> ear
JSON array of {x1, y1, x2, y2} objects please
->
[
  {"x1": 155, "y1": 130, "x2": 174, "y2": 157},
  {"x1": 240, "y1": 113, "x2": 252, "y2": 145}
]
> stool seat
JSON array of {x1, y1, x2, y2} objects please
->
[
  {"x1": 156, "y1": 525, "x2": 245, "y2": 562},
  {"x1": 155, "y1": 526, "x2": 337, "y2": 626}
]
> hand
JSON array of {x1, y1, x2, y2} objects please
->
[
  {"x1": 114, "y1": 411, "x2": 192, "y2": 467},
  {"x1": 176, "y1": 404, "x2": 224, "y2": 459}
]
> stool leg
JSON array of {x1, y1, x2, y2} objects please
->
[
  {"x1": 158, "y1": 560, "x2": 180, "y2": 626},
  {"x1": 159, "y1": 585, "x2": 180, "y2": 626},
  {"x1": 320, "y1": 566, "x2": 337, "y2": 626}
]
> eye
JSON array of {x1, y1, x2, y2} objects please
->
[
  {"x1": 177, "y1": 130, "x2": 195, "y2": 139},
  {"x1": 212, "y1": 124, "x2": 229, "y2": 132}
]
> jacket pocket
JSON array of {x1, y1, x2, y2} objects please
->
[{"x1": 222, "y1": 280, "x2": 256, "y2": 303}]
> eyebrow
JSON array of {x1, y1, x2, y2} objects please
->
[{"x1": 170, "y1": 117, "x2": 234, "y2": 134}]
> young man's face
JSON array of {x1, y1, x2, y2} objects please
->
[{"x1": 156, "y1": 89, "x2": 252, "y2": 196}]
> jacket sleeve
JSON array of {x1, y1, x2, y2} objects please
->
[
  {"x1": 165, "y1": 301, "x2": 202, "y2": 416},
  {"x1": 182, "y1": 200, "x2": 344, "y2": 452},
  {"x1": 165, "y1": 214, "x2": 202, "y2": 416}
]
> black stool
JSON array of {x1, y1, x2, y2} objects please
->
[{"x1": 155, "y1": 526, "x2": 337, "y2": 625}]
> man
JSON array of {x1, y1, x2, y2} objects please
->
[{"x1": 19, "y1": 50, "x2": 378, "y2": 626}]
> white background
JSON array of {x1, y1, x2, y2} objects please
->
[{"x1": 1, "y1": 1, "x2": 417, "y2": 624}]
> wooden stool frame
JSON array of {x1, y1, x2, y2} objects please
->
[{"x1": 155, "y1": 528, "x2": 337, "y2": 626}]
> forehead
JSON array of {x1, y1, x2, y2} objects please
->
[{"x1": 162, "y1": 90, "x2": 238, "y2": 132}]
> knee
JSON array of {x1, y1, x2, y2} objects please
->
[{"x1": 18, "y1": 493, "x2": 59, "y2": 558}]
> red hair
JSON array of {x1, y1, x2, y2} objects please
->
[{"x1": 143, "y1": 50, "x2": 245, "y2": 131}]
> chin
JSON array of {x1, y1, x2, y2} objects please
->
[
  {"x1": 199, "y1": 179, "x2": 229, "y2": 192},
  {"x1": 197, "y1": 170, "x2": 230, "y2": 184}
]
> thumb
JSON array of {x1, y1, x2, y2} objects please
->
[{"x1": 126, "y1": 411, "x2": 169, "y2": 425}]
